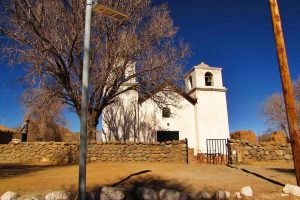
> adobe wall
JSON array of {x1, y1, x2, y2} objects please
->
[
  {"x1": 228, "y1": 139, "x2": 293, "y2": 164},
  {"x1": 0, "y1": 141, "x2": 188, "y2": 165}
]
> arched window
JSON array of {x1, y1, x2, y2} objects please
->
[
  {"x1": 205, "y1": 72, "x2": 213, "y2": 86},
  {"x1": 162, "y1": 107, "x2": 171, "y2": 118},
  {"x1": 188, "y1": 75, "x2": 193, "y2": 89}
]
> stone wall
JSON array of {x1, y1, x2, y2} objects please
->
[
  {"x1": 0, "y1": 142, "x2": 79, "y2": 165},
  {"x1": 0, "y1": 140, "x2": 188, "y2": 165},
  {"x1": 228, "y1": 139, "x2": 293, "y2": 164}
]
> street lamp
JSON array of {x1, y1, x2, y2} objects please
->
[
  {"x1": 93, "y1": 3, "x2": 129, "y2": 20},
  {"x1": 79, "y1": 1, "x2": 128, "y2": 200}
]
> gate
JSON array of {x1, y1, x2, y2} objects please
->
[{"x1": 206, "y1": 139, "x2": 228, "y2": 165}]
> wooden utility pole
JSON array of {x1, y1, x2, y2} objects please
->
[{"x1": 269, "y1": 0, "x2": 300, "y2": 186}]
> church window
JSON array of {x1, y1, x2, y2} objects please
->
[
  {"x1": 189, "y1": 75, "x2": 193, "y2": 89},
  {"x1": 205, "y1": 72, "x2": 213, "y2": 86},
  {"x1": 162, "y1": 107, "x2": 171, "y2": 118}
]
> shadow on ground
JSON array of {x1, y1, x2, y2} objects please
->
[
  {"x1": 0, "y1": 163, "x2": 64, "y2": 179},
  {"x1": 268, "y1": 167, "x2": 295, "y2": 175},
  {"x1": 87, "y1": 170, "x2": 214, "y2": 200}
]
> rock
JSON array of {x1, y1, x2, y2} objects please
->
[
  {"x1": 0, "y1": 191, "x2": 19, "y2": 200},
  {"x1": 232, "y1": 192, "x2": 242, "y2": 199},
  {"x1": 90, "y1": 157, "x2": 97, "y2": 161},
  {"x1": 188, "y1": 191, "x2": 211, "y2": 200},
  {"x1": 45, "y1": 191, "x2": 70, "y2": 200},
  {"x1": 215, "y1": 191, "x2": 230, "y2": 199},
  {"x1": 275, "y1": 150, "x2": 283, "y2": 156},
  {"x1": 199, "y1": 191, "x2": 212, "y2": 199},
  {"x1": 19, "y1": 194, "x2": 41, "y2": 200},
  {"x1": 136, "y1": 187, "x2": 157, "y2": 200},
  {"x1": 284, "y1": 154, "x2": 292, "y2": 160},
  {"x1": 283, "y1": 184, "x2": 300, "y2": 196},
  {"x1": 17, "y1": 193, "x2": 43, "y2": 200},
  {"x1": 159, "y1": 189, "x2": 188, "y2": 200},
  {"x1": 25, "y1": 197, "x2": 39, "y2": 200},
  {"x1": 241, "y1": 186, "x2": 253, "y2": 197},
  {"x1": 187, "y1": 193, "x2": 198, "y2": 200},
  {"x1": 100, "y1": 186, "x2": 126, "y2": 200}
]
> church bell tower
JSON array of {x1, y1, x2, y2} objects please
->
[{"x1": 184, "y1": 62, "x2": 230, "y2": 153}]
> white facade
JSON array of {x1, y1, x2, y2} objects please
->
[
  {"x1": 140, "y1": 92, "x2": 197, "y2": 150},
  {"x1": 102, "y1": 62, "x2": 230, "y2": 154}
]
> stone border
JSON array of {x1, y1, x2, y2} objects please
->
[{"x1": 0, "y1": 140, "x2": 188, "y2": 165}]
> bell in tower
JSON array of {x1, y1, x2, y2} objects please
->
[{"x1": 204, "y1": 72, "x2": 213, "y2": 86}]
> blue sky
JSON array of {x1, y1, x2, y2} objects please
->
[{"x1": 1, "y1": 0, "x2": 300, "y2": 134}]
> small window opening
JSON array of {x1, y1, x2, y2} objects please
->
[
  {"x1": 189, "y1": 75, "x2": 193, "y2": 89},
  {"x1": 205, "y1": 72, "x2": 213, "y2": 86},
  {"x1": 162, "y1": 107, "x2": 171, "y2": 118}
]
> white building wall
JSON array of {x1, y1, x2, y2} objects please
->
[
  {"x1": 140, "y1": 94, "x2": 196, "y2": 149},
  {"x1": 195, "y1": 90, "x2": 230, "y2": 153},
  {"x1": 195, "y1": 68, "x2": 223, "y2": 88},
  {"x1": 101, "y1": 89, "x2": 139, "y2": 142},
  {"x1": 185, "y1": 72, "x2": 197, "y2": 91},
  {"x1": 102, "y1": 62, "x2": 230, "y2": 155}
]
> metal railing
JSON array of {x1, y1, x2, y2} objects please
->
[{"x1": 206, "y1": 139, "x2": 228, "y2": 165}]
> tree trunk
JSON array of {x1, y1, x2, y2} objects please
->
[{"x1": 87, "y1": 112, "x2": 100, "y2": 142}]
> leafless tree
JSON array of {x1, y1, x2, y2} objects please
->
[
  {"x1": 295, "y1": 77, "x2": 300, "y2": 102},
  {"x1": 21, "y1": 88, "x2": 66, "y2": 141},
  {"x1": 261, "y1": 78, "x2": 300, "y2": 137},
  {"x1": 0, "y1": 0, "x2": 189, "y2": 141}
]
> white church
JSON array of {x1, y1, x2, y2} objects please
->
[{"x1": 102, "y1": 62, "x2": 230, "y2": 154}]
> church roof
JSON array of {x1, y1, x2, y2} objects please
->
[
  {"x1": 138, "y1": 81, "x2": 197, "y2": 105},
  {"x1": 184, "y1": 62, "x2": 222, "y2": 78}
]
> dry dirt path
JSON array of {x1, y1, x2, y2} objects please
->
[{"x1": 0, "y1": 162, "x2": 298, "y2": 199}]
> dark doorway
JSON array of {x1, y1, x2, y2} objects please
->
[{"x1": 157, "y1": 131, "x2": 179, "y2": 142}]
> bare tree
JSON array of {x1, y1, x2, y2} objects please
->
[
  {"x1": 21, "y1": 88, "x2": 67, "y2": 141},
  {"x1": 295, "y1": 77, "x2": 300, "y2": 102},
  {"x1": 0, "y1": 0, "x2": 189, "y2": 141},
  {"x1": 261, "y1": 77, "x2": 300, "y2": 137}
]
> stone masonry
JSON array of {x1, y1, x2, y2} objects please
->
[
  {"x1": 228, "y1": 139, "x2": 293, "y2": 164},
  {"x1": 0, "y1": 140, "x2": 188, "y2": 165}
]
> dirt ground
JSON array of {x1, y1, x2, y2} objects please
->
[
  {"x1": 0, "y1": 162, "x2": 298, "y2": 199},
  {"x1": 235, "y1": 162, "x2": 296, "y2": 186}
]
